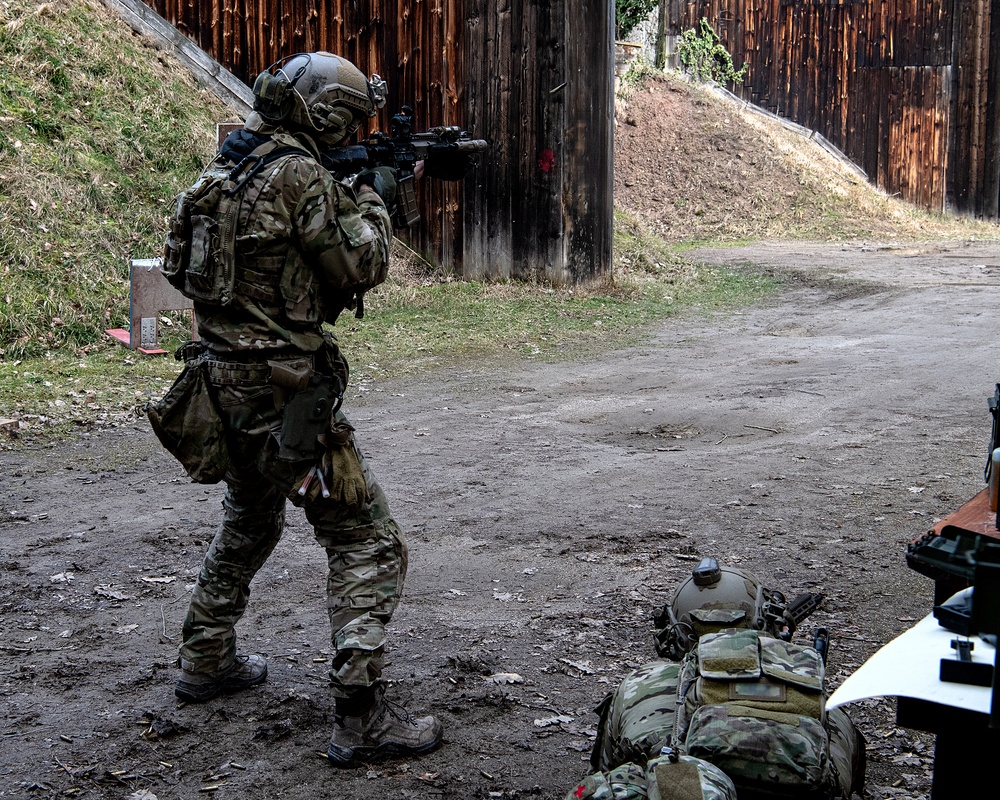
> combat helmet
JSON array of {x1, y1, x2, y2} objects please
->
[
  {"x1": 653, "y1": 557, "x2": 823, "y2": 660},
  {"x1": 653, "y1": 558, "x2": 764, "y2": 659},
  {"x1": 252, "y1": 52, "x2": 388, "y2": 145}
]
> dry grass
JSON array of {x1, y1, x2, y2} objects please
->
[
  {"x1": 613, "y1": 68, "x2": 1000, "y2": 246},
  {"x1": 739, "y1": 104, "x2": 993, "y2": 242}
]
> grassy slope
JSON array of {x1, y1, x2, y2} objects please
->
[{"x1": 0, "y1": 0, "x2": 227, "y2": 357}]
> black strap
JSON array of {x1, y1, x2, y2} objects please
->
[
  {"x1": 987, "y1": 383, "x2": 1000, "y2": 482},
  {"x1": 225, "y1": 143, "x2": 310, "y2": 197}
]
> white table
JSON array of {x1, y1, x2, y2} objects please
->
[{"x1": 828, "y1": 610, "x2": 998, "y2": 799}]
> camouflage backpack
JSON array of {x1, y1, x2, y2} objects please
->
[
  {"x1": 673, "y1": 628, "x2": 863, "y2": 800},
  {"x1": 567, "y1": 749, "x2": 737, "y2": 800},
  {"x1": 592, "y1": 660, "x2": 682, "y2": 772},
  {"x1": 161, "y1": 138, "x2": 307, "y2": 306},
  {"x1": 590, "y1": 652, "x2": 863, "y2": 800}
]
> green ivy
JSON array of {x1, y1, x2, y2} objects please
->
[
  {"x1": 615, "y1": 0, "x2": 657, "y2": 41},
  {"x1": 677, "y1": 18, "x2": 749, "y2": 85}
]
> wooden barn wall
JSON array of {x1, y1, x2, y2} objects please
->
[
  {"x1": 462, "y1": 0, "x2": 614, "y2": 282},
  {"x1": 672, "y1": 0, "x2": 1000, "y2": 218},
  {"x1": 141, "y1": 1, "x2": 614, "y2": 282}
]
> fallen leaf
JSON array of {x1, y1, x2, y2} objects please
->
[
  {"x1": 140, "y1": 576, "x2": 176, "y2": 584},
  {"x1": 533, "y1": 714, "x2": 573, "y2": 728},
  {"x1": 486, "y1": 672, "x2": 524, "y2": 685},
  {"x1": 95, "y1": 584, "x2": 131, "y2": 600},
  {"x1": 558, "y1": 658, "x2": 596, "y2": 675}
]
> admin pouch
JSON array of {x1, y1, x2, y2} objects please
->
[
  {"x1": 673, "y1": 628, "x2": 863, "y2": 800},
  {"x1": 566, "y1": 751, "x2": 737, "y2": 800},
  {"x1": 161, "y1": 140, "x2": 308, "y2": 305},
  {"x1": 591, "y1": 661, "x2": 682, "y2": 772},
  {"x1": 146, "y1": 346, "x2": 229, "y2": 484}
]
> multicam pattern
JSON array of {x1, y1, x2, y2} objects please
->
[
  {"x1": 178, "y1": 376, "x2": 407, "y2": 697},
  {"x1": 671, "y1": 629, "x2": 861, "y2": 798},
  {"x1": 827, "y1": 707, "x2": 864, "y2": 799},
  {"x1": 566, "y1": 763, "x2": 648, "y2": 800},
  {"x1": 565, "y1": 754, "x2": 737, "y2": 800},
  {"x1": 647, "y1": 753, "x2": 737, "y2": 800},
  {"x1": 683, "y1": 704, "x2": 831, "y2": 792},
  {"x1": 593, "y1": 661, "x2": 681, "y2": 771},
  {"x1": 589, "y1": 624, "x2": 862, "y2": 800},
  {"x1": 172, "y1": 122, "x2": 401, "y2": 700},
  {"x1": 195, "y1": 131, "x2": 392, "y2": 354}
]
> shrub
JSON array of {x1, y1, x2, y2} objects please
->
[{"x1": 677, "y1": 18, "x2": 749, "y2": 85}]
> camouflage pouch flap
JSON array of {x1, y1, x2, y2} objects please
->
[
  {"x1": 648, "y1": 753, "x2": 737, "y2": 800},
  {"x1": 759, "y1": 636, "x2": 824, "y2": 692},
  {"x1": 689, "y1": 608, "x2": 747, "y2": 635},
  {"x1": 596, "y1": 661, "x2": 681, "y2": 771},
  {"x1": 146, "y1": 361, "x2": 229, "y2": 484},
  {"x1": 697, "y1": 630, "x2": 761, "y2": 680},
  {"x1": 683, "y1": 704, "x2": 831, "y2": 795},
  {"x1": 565, "y1": 763, "x2": 648, "y2": 800},
  {"x1": 651, "y1": 759, "x2": 703, "y2": 800}
]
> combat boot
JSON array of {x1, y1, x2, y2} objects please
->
[
  {"x1": 175, "y1": 654, "x2": 268, "y2": 703},
  {"x1": 327, "y1": 688, "x2": 443, "y2": 766}
]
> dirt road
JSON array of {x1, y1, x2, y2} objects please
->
[{"x1": 3, "y1": 240, "x2": 1000, "y2": 799}]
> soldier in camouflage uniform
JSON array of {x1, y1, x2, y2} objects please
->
[{"x1": 167, "y1": 52, "x2": 442, "y2": 765}]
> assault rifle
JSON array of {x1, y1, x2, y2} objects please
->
[{"x1": 322, "y1": 105, "x2": 489, "y2": 228}]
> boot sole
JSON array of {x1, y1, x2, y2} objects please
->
[
  {"x1": 175, "y1": 667, "x2": 268, "y2": 703},
  {"x1": 327, "y1": 737, "x2": 441, "y2": 767}
]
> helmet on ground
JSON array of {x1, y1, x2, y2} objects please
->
[
  {"x1": 653, "y1": 557, "x2": 765, "y2": 659},
  {"x1": 252, "y1": 52, "x2": 388, "y2": 145}
]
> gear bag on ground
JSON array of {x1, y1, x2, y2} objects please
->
[
  {"x1": 590, "y1": 640, "x2": 864, "y2": 800},
  {"x1": 567, "y1": 749, "x2": 737, "y2": 800},
  {"x1": 587, "y1": 557, "x2": 865, "y2": 800}
]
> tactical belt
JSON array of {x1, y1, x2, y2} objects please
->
[{"x1": 202, "y1": 352, "x2": 313, "y2": 386}]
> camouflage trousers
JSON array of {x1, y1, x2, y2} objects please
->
[{"x1": 178, "y1": 371, "x2": 408, "y2": 698}]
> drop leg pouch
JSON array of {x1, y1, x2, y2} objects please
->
[{"x1": 147, "y1": 360, "x2": 230, "y2": 483}]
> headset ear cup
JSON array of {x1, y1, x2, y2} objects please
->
[{"x1": 252, "y1": 71, "x2": 294, "y2": 123}]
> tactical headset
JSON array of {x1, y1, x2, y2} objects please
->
[{"x1": 251, "y1": 54, "x2": 309, "y2": 125}]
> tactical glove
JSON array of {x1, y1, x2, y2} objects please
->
[
  {"x1": 321, "y1": 422, "x2": 370, "y2": 509},
  {"x1": 353, "y1": 166, "x2": 397, "y2": 209}
]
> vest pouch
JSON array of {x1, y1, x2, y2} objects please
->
[
  {"x1": 647, "y1": 752, "x2": 738, "y2": 800},
  {"x1": 161, "y1": 193, "x2": 190, "y2": 290},
  {"x1": 279, "y1": 256, "x2": 322, "y2": 323},
  {"x1": 183, "y1": 213, "x2": 222, "y2": 302},
  {"x1": 159, "y1": 169, "x2": 237, "y2": 306},
  {"x1": 147, "y1": 360, "x2": 229, "y2": 484},
  {"x1": 688, "y1": 608, "x2": 749, "y2": 638},
  {"x1": 683, "y1": 704, "x2": 831, "y2": 798}
]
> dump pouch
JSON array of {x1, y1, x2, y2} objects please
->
[
  {"x1": 146, "y1": 352, "x2": 229, "y2": 483},
  {"x1": 274, "y1": 373, "x2": 337, "y2": 462}
]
